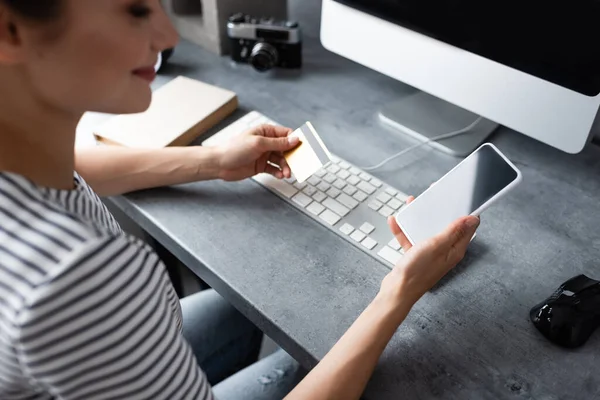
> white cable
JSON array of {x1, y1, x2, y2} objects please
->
[{"x1": 360, "y1": 116, "x2": 484, "y2": 171}]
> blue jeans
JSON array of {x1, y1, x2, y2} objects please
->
[{"x1": 181, "y1": 289, "x2": 306, "y2": 400}]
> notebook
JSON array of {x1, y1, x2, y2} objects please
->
[{"x1": 93, "y1": 76, "x2": 238, "y2": 148}]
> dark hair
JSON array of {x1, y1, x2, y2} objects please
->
[{"x1": 2, "y1": 0, "x2": 61, "y2": 21}]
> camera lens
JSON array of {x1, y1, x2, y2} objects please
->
[{"x1": 250, "y1": 42, "x2": 279, "y2": 72}]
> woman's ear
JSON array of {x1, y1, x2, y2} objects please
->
[{"x1": 0, "y1": 7, "x2": 25, "y2": 65}]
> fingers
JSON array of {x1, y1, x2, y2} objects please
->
[
  {"x1": 250, "y1": 126, "x2": 299, "y2": 174},
  {"x1": 254, "y1": 135, "x2": 300, "y2": 153},
  {"x1": 255, "y1": 124, "x2": 294, "y2": 138},
  {"x1": 448, "y1": 218, "x2": 479, "y2": 263},
  {"x1": 386, "y1": 196, "x2": 415, "y2": 250},
  {"x1": 437, "y1": 215, "x2": 480, "y2": 250},
  {"x1": 387, "y1": 216, "x2": 413, "y2": 251},
  {"x1": 268, "y1": 153, "x2": 292, "y2": 178},
  {"x1": 264, "y1": 163, "x2": 284, "y2": 179}
]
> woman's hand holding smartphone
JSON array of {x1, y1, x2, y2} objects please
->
[{"x1": 395, "y1": 143, "x2": 522, "y2": 246}]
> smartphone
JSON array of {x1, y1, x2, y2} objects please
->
[{"x1": 395, "y1": 143, "x2": 522, "y2": 246}]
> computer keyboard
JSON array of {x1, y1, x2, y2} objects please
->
[{"x1": 202, "y1": 111, "x2": 410, "y2": 269}]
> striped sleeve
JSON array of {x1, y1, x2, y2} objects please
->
[{"x1": 13, "y1": 235, "x2": 213, "y2": 400}]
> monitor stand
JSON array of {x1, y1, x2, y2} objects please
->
[{"x1": 379, "y1": 91, "x2": 499, "y2": 157}]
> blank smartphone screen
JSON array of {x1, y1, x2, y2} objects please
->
[{"x1": 396, "y1": 145, "x2": 519, "y2": 245}]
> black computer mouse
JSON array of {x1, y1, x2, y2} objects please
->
[{"x1": 530, "y1": 274, "x2": 600, "y2": 348}]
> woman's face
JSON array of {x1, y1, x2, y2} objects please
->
[{"x1": 2, "y1": 0, "x2": 178, "y2": 115}]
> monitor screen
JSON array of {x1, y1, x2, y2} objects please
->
[{"x1": 334, "y1": 0, "x2": 600, "y2": 97}]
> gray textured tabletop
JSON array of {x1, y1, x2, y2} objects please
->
[{"x1": 109, "y1": 1, "x2": 600, "y2": 399}]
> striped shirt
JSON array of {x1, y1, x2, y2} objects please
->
[{"x1": 0, "y1": 172, "x2": 212, "y2": 400}]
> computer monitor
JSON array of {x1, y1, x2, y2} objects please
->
[{"x1": 320, "y1": 0, "x2": 600, "y2": 155}]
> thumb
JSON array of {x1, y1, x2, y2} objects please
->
[
  {"x1": 387, "y1": 216, "x2": 412, "y2": 251},
  {"x1": 439, "y1": 216, "x2": 480, "y2": 248},
  {"x1": 255, "y1": 136, "x2": 300, "y2": 152}
]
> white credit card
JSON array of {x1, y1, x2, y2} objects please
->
[{"x1": 284, "y1": 122, "x2": 332, "y2": 183}]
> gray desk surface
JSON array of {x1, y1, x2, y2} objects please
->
[{"x1": 109, "y1": 1, "x2": 600, "y2": 398}]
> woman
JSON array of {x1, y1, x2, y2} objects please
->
[{"x1": 0, "y1": 1, "x2": 480, "y2": 399}]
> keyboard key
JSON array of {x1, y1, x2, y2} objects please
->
[
  {"x1": 312, "y1": 191, "x2": 327, "y2": 203},
  {"x1": 336, "y1": 170, "x2": 351, "y2": 180},
  {"x1": 349, "y1": 167, "x2": 361, "y2": 175},
  {"x1": 339, "y1": 223, "x2": 355, "y2": 235},
  {"x1": 385, "y1": 187, "x2": 398, "y2": 196},
  {"x1": 347, "y1": 175, "x2": 361, "y2": 186},
  {"x1": 324, "y1": 173, "x2": 337, "y2": 183},
  {"x1": 323, "y1": 198, "x2": 350, "y2": 217},
  {"x1": 368, "y1": 200, "x2": 383, "y2": 211},
  {"x1": 331, "y1": 156, "x2": 341, "y2": 164},
  {"x1": 319, "y1": 209, "x2": 341, "y2": 226},
  {"x1": 396, "y1": 192, "x2": 408, "y2": 201},
  {"x1": 308, "y1": 176, "x2": 321, "y2": 186},
  {"x1": 315, "y1": 169, "x2": 327, "y2": 178},
  {"x1": 294, "y1": 181, "x2": 307, "y2": 190},
  {"x1": 292, "y1": 192, "x2": 313, "y2": 208},
  {"x1": 350, "y1": 230, "x2": 366, "y2": 242},
  {"x1": 388, "y1": 238, "x2": 401, "y2": 251},
  {"x1": 359, "y1": 173, "x2": 371, "y2": 181},
  {"x1": 303, "y1": 185, "x2": 317, "y2": 196},
  {"x1": 388, "y1": 198, "x2": 403, "y2": 210},
  {"x1": 339, "y1": 161, "x2": 351, "y2": 169},
  {"x1": 327, "y1": 165, "x2": 341, "y2": 174},
  {"x1": 337, "y1": 193, "x2": 359, "y2": 210},
  {"x1": 285, "y1": 177, "x2": 297, "y2": 184},
  {"x1": 360, "y1": 223, "x2": 375, "y2": 235},
  {"x1": 353, "y1": 191, "x2": 368, "y2": 202},
  {"x1": 254, "y1": 174, "x2": 297, "y2": 198},
  {"x1": 317, "y1": 182, "x2": 331, "y2": 192},
  {"x1": 377, "y1": 193, "x2": 392, "y2": 203},
  {"x1": 307, "y1": 202, "x2": 325, "y2": 216},
  {"x1": 378, "y1": 246, "x2": 402, "y2": 265},
  {"x1": 343, "y1": 185, "x2": 358, "y2": 196},
  {"x1": 379, "y1": 205, "x2": 394, "y2": 217},
  {"x1": 361, "y1": 237, "x2": 378, "y2": 250},
  {"x1": 333, "y1": 179, "x2": 347, "y2": 190},
  {"x1": 326, "y1": 187, "x2": 341, "y2": 198},
  {"x1": 371, "y1": 178, "x2": 382, "y2": 188},
  {"x1": 357, "y1": 181, "x2": 376, "y2": 195}
]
